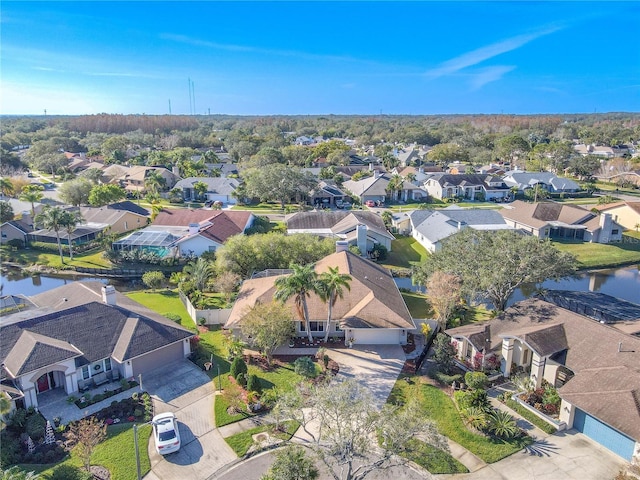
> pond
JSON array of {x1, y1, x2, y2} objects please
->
[
  {"x1": 0, "y1": 269, "x2": 133, "y2": 297},
  {"x1": 394, "y1": 265, "x2": 640, "y2": 305}
]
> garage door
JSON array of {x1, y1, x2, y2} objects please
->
[
  {"x1": 132, "y1": 342, "x2": 184, "y2": 377},
  {"x1": 353, "y1": 329, "x2": 400, "y2": 345},
  {"x1": 573, "y1": 408, "x2": 635, "y2": 460}
]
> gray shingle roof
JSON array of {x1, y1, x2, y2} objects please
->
[
  {"x1": 173, "y1": 177, "x2": 239, "y2": 195},
  {"x1": 0, "y1": 300, "x2": 193, "y2": 379}
]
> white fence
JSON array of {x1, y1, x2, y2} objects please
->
[{"x1": 179, "y1": 291, "x2": 232, "y2": 326}]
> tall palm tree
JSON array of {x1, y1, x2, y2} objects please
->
[
  {"x1": 19, "y1": 185, "x2": 44, "y2": 216},
  {"x1": 60, "y1": 210, "x2": 83, "y2": 260},
  {"x1": 0, "y1": 177, "x2": 15, "y2": 197},
  {"x1": 193, "y1": 181, "x2": 208, "y2": 202},
  {"x1": 144, "y1": 170, "x2": 166, "y2": 195},
  {"x1": 318, "y1": 266, "x2": 352, "y2": 342},
  {"x1": 35, "y1": 205, "x2": 66, "y2": 263},
  {"x1": 386, "y1": 174, "x2": 404, "y2": 202},
  {"x1": 274, "y1": 263, "x2": 321, "y2": 342}
]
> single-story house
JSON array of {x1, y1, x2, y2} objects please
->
[
  {"x1": 0, "y1": 281, "x2": 193, "y2": 411},
  {"x1": 204, "y1": 163, "x2": 239, "y2": 178},
  {"x1": 423, "y1": 173, "x2": 511, "y2": 201},
  {"x1": 225, "y1": 246, "x2": 415, "y2": 345},
  {"x1": 79, "y1": 201, "x2": 150, "y2": 235},
  {"x1": 502, "y1": 172, "x2": 580, "y2": 194},
  {"x1": 594, "y1": 201, "x2": 640, "y2": 231},
  {"x1": 574, "y1": 144, "x2": 616, "y2": 158},
  {"x1": 173, "y1": 177, "x2": 241, "y2": 204},
  {"x1": 0, "y1": 219, "x2": 32, "y2": 246},
  {"x1": 309, "y1": 181, "x2": 348, "y2": 207},
  {"x1": 113, "y1": 209, "x2": 254, "y2": 257},
  {"x1": 395, "y1": 206, "x2": 514, "y2": 253},
  {"x1": 29, "y1": 224, "x2": 105, "y2": 246},
  {"x1": 500, "y1": 200, "x2": 623, "y2": 243},
  {"x1": 343, "y1": 171, "x2": 428, "y2": 204},
  {"x1": 445, "y1": 297, "x2": 640, "y2": 462},
  {"x1": 286, "y1": 210, "x2": 395, "y2": 253}
]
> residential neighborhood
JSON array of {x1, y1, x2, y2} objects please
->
[{"x1": 1, "y1": 113, "x2": 640, "y2": 480}]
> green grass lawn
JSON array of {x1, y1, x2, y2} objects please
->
[
  {"x1": 382, "y1": 236, "x2": 429, "y2": 269},
  {"x1": 223, "y1": 420, "x2": 300, "y2": 457},
  {"x1": 402, "y1": 438, "x2": 468, "y2": 474},
  {"x1": 1, "y1": 246, "x2": 112, "y2": 269},
  {"x1": 28, "y1": 424, "x2": 152, "y2": 480},
  {"x1": 389, "y1": 378, "x2": 532, "y2": 464},
  {"x1": 401, "y1": 292, "x2": 431, "y2": 318},
  {"x1": 126, "y1": 289, "x2": 194, "y2": 329},
  {"x1": 552, "y1": 234, "x2": 640, "y2": 269}
]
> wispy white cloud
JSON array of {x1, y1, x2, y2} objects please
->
[
  {"x1": 468, "y1": 66, "x2": 516, "y2": 90},
  {"x1": 160, "y1": 33, "x2": 373, "y2": 65},
  {"x1": 426, "y1": 25, "x2": 562, "y2": 79}
]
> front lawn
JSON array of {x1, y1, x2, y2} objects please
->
[
  {"x1": 33, "y1": 423, "x2": 152, "y2": 480},
  {"x1": 382, "y1": 236, "x2": 429, "y2": 269},
  {"x1": 402, "y1": 438, "x2": 468, "y2": 474},
  {"x1": 224, "y1": 420, "x2": 300, "y2": 457},
  {"x1": 552, "y1": 234, "x2": 640, "y2": 269},
  {"x1": 389, "y1": 377, "x2": 532, "y2": 464}
]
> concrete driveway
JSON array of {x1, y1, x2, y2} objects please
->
[
  {"x1": 143, "y1": 361, "x2": 237, "y2": 480},
  {"x1": 439, "y1": 429, "x2": 626, "y2": 480},
  {"x1": 328, "y1": 345, "x2": 406, "y2": 408}
]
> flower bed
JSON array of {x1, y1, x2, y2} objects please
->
[
  {"x1": 73, "y1": 380, "x2": 138, "y2": 409},
  {"x1": 92, "y1": 391, "x2": 154, "y2": 425}
]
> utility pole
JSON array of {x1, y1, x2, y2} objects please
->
[{"x1": 168, "y1": 99, "x2": 172, "y2": 115}]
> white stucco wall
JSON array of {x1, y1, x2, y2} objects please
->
[{"x1": 179, "y1": 236, "x2": 221, "y2": 256}]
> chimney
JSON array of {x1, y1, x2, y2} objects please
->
[
  {"x1": 374, "y1": 169, "x2": 381, "y2": 179},
  {"x1": 21, "y1": 211, "x2": 33, "y2": 228},
  {"x1": 172, "y1": 165, "x2": 180, "y2": 176},
  {"x1": 335, "y1": 240, "x2": 349, "y2": 253},
  {"x1": 418, "y1": 166, "x2": 424, "y2": 174},
  {"x1": 598, "y1": 213, "x2": 613, "y2": 243},
  {"x1": 102, "y1": 285, "x2": 116, "y2": 306},
  {"x1": 188, "y1": 223, "x2": 200, "y2": 235},
  {"x1": 356, "y1": 224, "x2": 367, "y2": 257},
  {"x1": 369, "y1": 163, "x2": 374, "y2": 171}
]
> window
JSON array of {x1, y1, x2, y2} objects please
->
[
  {"x1": 299, "y1": 322, "x2": 306, "y2": 332},
  {"x1": 124, "y1": 222, "x2": 128, "y2": 230},
  {"x1": 465, "y1": 342, "x2": 472, "y2": 359},
  {"x1": 208, "y1": 246, "x2": 216, "y2": 252},
  {"x1": 612, "y1": 229, "x2": 619, "y2": 235},
  {"x1": 82, "y1": 365, "x2": 90, "y2": 380},
  {"x1": 522, "y1": 349, "x2": 530, "y2": 365},
  {"x1": 309, "y1": 322, "x2": 324, "y2": 332},
  {"x1": 1, "y1": 233, "x2": 6, "y2": 238},
  {"x1": 104, "y1": 358, "x2": 112, "y2": 371}
]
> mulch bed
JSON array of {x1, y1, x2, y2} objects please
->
[{"x1": 245, "y1": 353, "x2": 339, "y2": 376}]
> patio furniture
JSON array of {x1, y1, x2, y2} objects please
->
[{"x1": 92, "y1": 372, "x2": 108, "y2": 386}]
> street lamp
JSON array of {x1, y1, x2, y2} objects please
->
[{"x1": 133, "y1": 421, "x2": 153, "y2": 480}]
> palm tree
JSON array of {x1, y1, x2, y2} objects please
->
[
  {"x1": 60, "y1": 210, "x2": 83, "y2": 260},
  {"x1": 386, "y1": 174, "x2": 404, "y2": 202},
  {"x1": 318, "y1": 266, "x2": 352, "y2": 342},
  {"x1": 183, "y1": 258, "x2": 215, "y2": 292},
  {"x1": 35, "y1": 205, "x2": 66, "y2": 263},
  {"x1": 0, "y1": 177, "x2": 15, "y2": 197},
  {"x1": 405, "y1": 172, "x2": 417, "y2": 184},
  {"x1": 274, "y1": 263, "x2": 321, "y2": 342},
  {"x1": 192, "y1": 181, "x2": 208, "y2": 202},
  {"x1": 0, "y1": 392, "x2": 11, "y2": 425},
  {"x1": 144, "y1": 170, "x2": 166, "y2": 195},
  {"x1": 19, "y1": 185, "x2": 44, "y2": 216}
]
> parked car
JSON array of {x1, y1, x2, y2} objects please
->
[
  {"x1": 365, "y1": 200, "x2": 376, "y2": 207},
  {"x1": 152, "y1": 412, "x2": 181, "y2": 455}
]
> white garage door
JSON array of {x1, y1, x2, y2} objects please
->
[
  {"x1": 353, "y1": 329, "x2": 400, "y2": 345},
  {"x1": 132, "y1": 342, "x2": 184, "y2": 377}
]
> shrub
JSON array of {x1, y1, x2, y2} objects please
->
[
  {"x1": 246, "y1": 374, "x2": 262, "y2": 394},
  {"x1": 487, "y1": 409, "x2": 520, "y2": 439},
  {"x1": 0, "y1": 432, "x2": 21, "y2": 467},
  {"x1": 134, "y1": 408, "x2": 143, "y2": 418},
  {"x1": 5, "y1": 408, "x2": 27, "y2": 429},
  {"x1": 294, "y1": 356, "x2": 317, "y2": 378},
  {"x1": 235, "y1": 372, "x2": 247, "y2": 388},
  {"x1": 25, "y1": 413, "x2": 46, "y2": 441},
  {"x1": 50, "y1": 464, "x2": 92, "y2": 480},
  {"x1": 431, "y1": 371, "x2": 462, "y2": 386},
  {"x1": 455, "y1": 388, "x2": 489, "y2": 411},
  {"x1": 230, "y1": 356, "x2": 248, "y2": 380},
  {"x1": 464, "y1": 372, "x2": 488, "y2": 390},
  {"x1": 164, "y1": 312, "x2": 182, "y2": 322}
]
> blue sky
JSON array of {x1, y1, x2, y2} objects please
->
[{"x1": 1, "y1": 1, "x2": 638, "y2": 115}]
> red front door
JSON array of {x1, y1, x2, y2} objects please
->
[{"x1": 36, "y1": 373, "x2": 50, "y2": 393}]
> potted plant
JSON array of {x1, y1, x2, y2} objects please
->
[
  {"x1": 347, "y1": 337, "x2": 354, "y2": 348},
  {"x1": 288, "y1": 338, "x2": 296, "y2": 348}
]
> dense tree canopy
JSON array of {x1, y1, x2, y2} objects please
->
[{"x1": 413, "y1": 229, "x2": 577, "y2": 311}]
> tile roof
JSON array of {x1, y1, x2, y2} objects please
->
[
  {"x1": 153, "y1": 209, "x2": 252, "y2": 231},
  {"x1": 446, "y1": 297, "x2": 640, "y2": 441},
  {"x1": 226, "y1": 250, "x2": 414, "y2": 331}
]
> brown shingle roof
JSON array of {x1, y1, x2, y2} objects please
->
[
  {"x1": 447, "y1": 298, "x2": 640, "y2": 441},
  {"x1": 226, "y1": 251, "x2": 414, "y2": 330}
]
